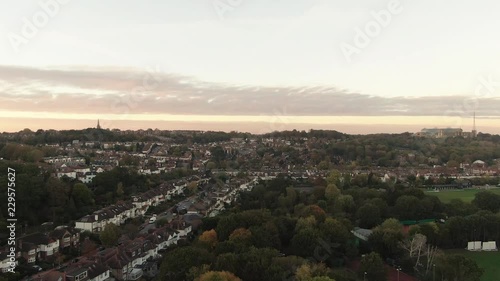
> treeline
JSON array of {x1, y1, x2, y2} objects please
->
[
  {"x1": 0, "y1": 161, "x2": 94, "y2": 235},
  {"x1": 0, "y1": 162, "x2": 192, "y2": 242},
  {"x1": 0, "y1": 128, "x2": 159, "y2": 145},
  {"x1": 90, "y1": 166, "x2": 194, "y2": 205},
  {"x1": 158, "y1": 174, "x2": 494, "y2": 281},
  {"x1": 263, "y1": 129, "x2": 347, "y2": 140}
]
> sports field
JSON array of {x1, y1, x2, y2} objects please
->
[
  {"x1": 445, "y1": 249, "x2": 500, "y2": 281},
  {"x1": 425, "y1": 188, "x2": 500, "y2": 203}
]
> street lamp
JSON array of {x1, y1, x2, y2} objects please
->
[
  {"x1": 396, "y1": 267, "x2": 401, "y2": 281},
  {"x1": 363, "y1": 271, "x2": 367, "y2": 281},
  {"x1": 433, "y1": 263, "x2": 436, "y2": 281}
]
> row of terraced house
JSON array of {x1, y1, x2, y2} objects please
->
[
  {"x1": 27, "y1": 219, "x2": 192, "y2": 281},
  {"x1": 75, "y1": 179, "x2": 190, "y2": 233}
]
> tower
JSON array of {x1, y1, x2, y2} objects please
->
[
  {"x1": 97, "y1": 119, "x2": 101, "y2": 129},
  {"x1": 472, "y1": 111, "x2": 477, "y2": 138}
]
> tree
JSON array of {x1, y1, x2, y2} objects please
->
[
  {"x1": 394, "y1": 195, "x2": 423, "y2": 220},
  {"x1": 320, "y1": 218, "x2": 350, "y2": 246},
  {"x1": 325, "y1": 184, "x2": 340, "y2": 202},
  {"x1": 399, "y1": 233, "x2": 428, "y2": 272},
  {"x1": 335, "y1": 195, "x2": 356, "y2": 215},
  {"x1": 356, "y1": 204, "x2": 382, "y2": 229},
  {"x1": 216, "y1": 215, "x2": 241, "y2": 241},
  {"x1": 214, "y1": 253, "x2": 239, "y2": 274},
  {"x1": 472, "y1": 191, "x2": 500, "y2": 213},
  {"x1": 309, "y1": 277, "x2": 336, "y2": 281},
  {"x1": 359, "y1": 252, "x2": 386, "y2": 281},
  {"x1": 295, "y1": 263, "x2": 331, "y2": 281},
  {"x1": 291, "y1": 228, "x2": 321, "y2": 258},
  {"x1": 237, "y1": 247, "x2": 281, "y2": 281},
  {"x1": 46, "y1": 177, "x2": 70, "y2": 224},
  {"x1": 326, "y1": 170, "x2": 343, "y2": 189},
  {"x1": 318, "y1": 161, "x2": 330, "y2": 170},
  {"x1": 187, "y1": 181, "x2": 199, "y2": 195},
  {"x1": 195, "y1": 271, "x2": 242, "y2": 281},
  {"x1": 72, "y1": 183, "x2": 94, "y2": 208},
  {"x1": 301, "y1": 205, "x2": 327, "y2": 223},
  {"x1": 435, "y1": 254, "x2": 483, "y2": 281},
  {"x1": 100, "y1": 223, "x2": 120, "y2": 246},
  {"x1": 229, "y1": 228, "x2": 252, "y2": 245},
  {"x1": 199, "y1": 229, "x2": 218, "y2": 249},
  {"x1": 116, "y1": 182, "x2": 124, "y2": 198},
  {"x1": 159, "y1": 246, "x2": 214, "y2": 281},
  {"x1": 206, "y1": 161, "x2": 217, "y2": 170},
  {"x1": 369, "y1": 219, "x2": 404, "y2": 258},
  {"x1": 187, "y1": 264, "x2": 211, "y2": 280}
]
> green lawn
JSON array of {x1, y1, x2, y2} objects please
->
[
  {"x1": 445, "y1": 249, "x2": 500, "y2": 281},
  {"x1": 425, "y1": 188, "x2": 500, "y2": 203}
]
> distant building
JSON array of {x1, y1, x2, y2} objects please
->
[{"x1": 415, "y1": 127, "x2": 479, "y2": 138}]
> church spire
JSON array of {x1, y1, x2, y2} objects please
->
[
  {"x1": 472, "y1": 111, "x2": 477, "y2": 138},
  {"x1": 97, "y1": 119, "x2": 101, "y2": 129}
]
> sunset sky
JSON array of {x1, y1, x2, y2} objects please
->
[{"x1": 1, "y1": 0, "x2": 500, "y2": 134}]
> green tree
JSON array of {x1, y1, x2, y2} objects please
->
[
  {"x1": 291, "y1": 228, "x2": 321, "y2": 257},
  {"x1": 100, "y1": 223, "x2": 120, "y2": 246},
  {"x1": 325, "y1": 184, "x2": 341, "y2": 202},
  {"x1": 72, "y1": 183, "x2": 94, "y2": 208},
  {"x1": 356, "y1": 203, "x2": 382, "y2": 229},
  {"x1": 359, "y1": 252, "x2": 386, "y2": 281},
  {"x1": 116, "y1": 182, "x2": 124, "y2": 198},
  {"x1": 435, "y1": 254, "x2": 483, "y2": 281},
  {"x1": 472, "y1": 191, "x2": 500, "y2": 213},
  {"x1": 326, "y1": 170, "x2": 343, "y2": 188},
  {"x1": 195, "y1": 271, "x2": 242, "y2": 281},
  {"x1": 159, "y1": 246, "x2": 214, "y2": 281},
  {"x1": 206, "y1": 161, "x2": 217, "y2": 170}
]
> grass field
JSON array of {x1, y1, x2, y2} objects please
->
[
  {"x1": 445, "y1": 250, "x2": 500, "y2": 281},
  {"x1": 425, "y1": 188, "x2": 500, "y2": 203}
]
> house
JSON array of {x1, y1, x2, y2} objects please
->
[
  {"x1": 65, "y1": 266, "x2": 90, "y2": 281},
  {"x1": 0, "y1": 252, "x2": 17, "y2": 273},
  {"x1": 57, "y1": 168, "x2": 77, "y2": 179},
  {"x1": 17, "y1": 233, "x2": 60, "y2": 263},
  {"x1": 87, "y1": 263, "x2": 111, "y2": 281},
  {"x1": 32, "y1": 261, "x2": 112, "y2": 281},
  {"x1": 137, "y1": 261, "x2": 158, "y2": 278},
  {"x1": 78, "y1": 172, "x2": 97, "y2": 184},
  {"x1": 49, "y1": 227, "x2": 81, "y2": 252},
  {"x1": 75, "y1": 214, "x2": 105, "y2": 233}
]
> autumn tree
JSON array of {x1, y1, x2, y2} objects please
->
[
  {"x1": 229, "y1": 228, "x2": 252, "y2": 245},
  {"x1": 199, "y1": 229, "x2": 218, "y2": 249},
  {"x1": 195, "y1": 271, "x2": 242, "y2": 281}
]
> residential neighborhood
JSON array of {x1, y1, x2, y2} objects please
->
[{"x1": 2, "y1": 129, "x2": 500, "y2": 281}]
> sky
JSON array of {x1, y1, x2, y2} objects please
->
[{"x1": 1, "y1": 0, "x2": 500, "y2": 134}]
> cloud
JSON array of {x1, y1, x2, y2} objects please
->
[{"x1": 0, "y1": 65, "x2": 498, "y2": 118}]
